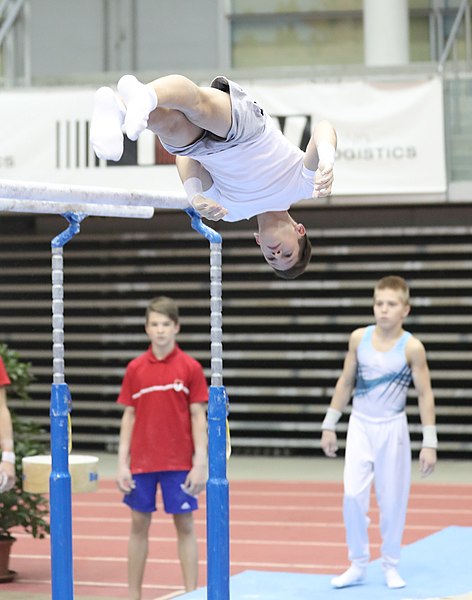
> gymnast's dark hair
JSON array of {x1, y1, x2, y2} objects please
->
[
  {"x1": 271, "y1": 234, "x2": 312, "y2": 280},
  {"x1": 145, "y1": 296, "x2": 179, "y2": 324}
]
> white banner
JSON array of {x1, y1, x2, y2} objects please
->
[
  {"x1": 0, "y1": 77, "x2": 446, "y2": 197},
  {"x1": 243, "y1": 77, "x2": 446, "y2": 196}
]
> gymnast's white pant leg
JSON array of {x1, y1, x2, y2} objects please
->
[
  {"x1": 372, "y1": 413, "x2": 411, "y2": 569},
  {"x1": 342, "y1": 413, "x2": 375, "y2": 569}
]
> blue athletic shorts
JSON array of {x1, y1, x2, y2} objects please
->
[{"x1": 123, "y1": 470, "x2": 198, "y2": 514}]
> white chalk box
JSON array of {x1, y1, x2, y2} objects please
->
[{"x1": 22, "y1": 454, "x2": 99, "y2": 493}]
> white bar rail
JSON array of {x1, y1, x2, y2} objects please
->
[
  {"x1": 0, "y1": 178, "x2": 189, "y2": 210},
  {"x1": 0, "y1": 198, "x2": 154, "y2": 218}
]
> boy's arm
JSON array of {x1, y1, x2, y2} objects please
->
[
  {"x1": 116, "y1": 406, "x2": 136, "y2": 493},
  {"x1": 183, "y1": 402, "x2": 208, "y2": 496},
  {"x1": 321, "y1": 328, "x2": 362, "y2": 458},
  {"x1": 0, "y1": 387, "x2": 15, "y2": 491},
  {"x1": 408, "y1": 337, "x2": 437, "y2": 478},
  {"x1": 303, "y1": 120, "x2": 337, "y2": 198},
  {"x1": 0, "y1": 387, "x2": 14, "y2": 454},
  {"x1": 175, "y1": 156, "x2": 228, "y2": 221}
]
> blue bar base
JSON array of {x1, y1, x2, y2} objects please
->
[
  {"x1": 49, "y1": 382, "x2": 74, "y2": 600},
  {"x1": 206, "y1": 385, "x2": 230, "y2": 600}
]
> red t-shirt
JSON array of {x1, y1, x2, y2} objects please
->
[
  {"x1": 0, "y1": 358, "x2": 11, "y2": 386},
  {"x1": 117, "y1": 345, "x2": 208, "y2": 473}
]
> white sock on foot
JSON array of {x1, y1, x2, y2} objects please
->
[
  {"x1": 384, "y1": 567, "x2": 406, "y2": 589},
  {"x1": 90, "y1": 87, "x2": 126, "y2": 161},
  {"x1": 117, "y1": 74, "x2": 158, "y2": 141},
  {"x1": 331, "y1": 565, "x2": 366, "y2": 588}
]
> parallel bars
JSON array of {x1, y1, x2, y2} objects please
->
[{"x1": 0, "y1": 179, "x2": 230, "y2": 600}]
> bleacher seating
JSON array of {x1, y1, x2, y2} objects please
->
[{"x1": 1, "y1": 204, "x2": 472, "y2": 458}]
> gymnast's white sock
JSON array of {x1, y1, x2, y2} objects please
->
[
  {"x1": 117, "y1": 74, "x2": 158, "y2": 141},
  {"x1": 90, "y1": 87, "x2": 126, "y2": 161},
  {"x1": 331, "y1": 565, "x2": 366, "y2": 588},
  {"x1": 384, "y1": 567, "x2": 406, "y2": 589}
]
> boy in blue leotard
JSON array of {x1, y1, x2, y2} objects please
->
[{"x1": 321, "y1": 275, "x2": 437, "y2": 590}]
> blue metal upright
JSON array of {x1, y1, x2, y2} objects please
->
[
  {"x1": 206, "y1": 385, "x2": 230, "y2": 600},
  {"x1": 49, "y1": 213, "x2": 86, "y2": 600},
  {"x1": 186, "y1": 209, "x2": 230, "y2": 600},
  {"x1": 49, "y1": 382, "x2": 73, "y2": 600}
]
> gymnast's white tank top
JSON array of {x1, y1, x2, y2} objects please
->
[
  {"x1": 201, "y1": 116, "x2": 314, "y2": 222},
  {"x1": 352, "y1": 325, "x2": 412, "y2": 419}
]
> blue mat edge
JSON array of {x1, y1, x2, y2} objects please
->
[{"x1": 179, "y1": 526, "x2": 472, "y2": 599}]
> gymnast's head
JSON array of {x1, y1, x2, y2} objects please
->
[{"x1": 254, "y1": 213, "x2": 312, "y2": 279}]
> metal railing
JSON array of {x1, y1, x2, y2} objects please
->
[
  {"x1": 0, "y1": 0, "x2": 30, "y2": 86},
  {"x1": 435, "y1": 1, "x2": 472, "y2": 184},
  {"x1": 437, "y1": 0, "x2": 472, "y2": 71},
  {"x1": 1, "y1": 1, "x2": 471, "y2": 89}
]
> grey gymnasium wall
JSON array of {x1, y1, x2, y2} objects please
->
[{"x1": 28, "y1": 0, "x2": 222, "y2": 81}]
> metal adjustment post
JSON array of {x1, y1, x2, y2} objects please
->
[
  {"x1": 49, "y1": 212, "x2": 86, "y2": 600},
  {"x1": 186, "y1": 209, "x2": 230, "y2": 600}
]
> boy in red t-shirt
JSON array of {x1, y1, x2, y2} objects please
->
[
  {"x1": 0, "y1": 356, "x2": 15, "y2": 493},
  {"x1": 116, "y1": 296, "x2": 208, "y2": 600}
]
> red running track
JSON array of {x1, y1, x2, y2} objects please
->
[{"x1": 4, "y1": 479, "x2": 472, "y2": 599}]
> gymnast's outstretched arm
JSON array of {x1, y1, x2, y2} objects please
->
[
  {"x1": 176, "y1": 156, "x2": 228, "y2": 221},
  {"x1": 303, "y1": 119, "x2": 337, "y2": 198}
]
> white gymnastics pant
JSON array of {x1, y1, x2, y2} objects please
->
[{"x1": 342, "y1": 410, "x2": 411, "y2": 569}]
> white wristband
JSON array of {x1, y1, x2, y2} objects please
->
[
  {"x1": 321, "y1": 408, "x2": 342, "y2": 431},
  {"x1": 317, "y1": 142, "x2": 336, "y2": 165},
  {"x1": 183, "y1": 177, "x2": 203, "y2": 202},
  {"x1": 1, "y1": 451, "x2": 15, "y2": 464},
  {"x1": 422, "y1": 425, "x2": 438, "y2": 449}
]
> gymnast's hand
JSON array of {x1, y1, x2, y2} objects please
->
[
  {"x1": 191, "y1": 195, "x2": 228, "y2": 221},
  {"x1": 182, "y1": 464, "x2": 207, "y2": 496},
  {"x1": 0, "y1": 462, "x2": 15, "y2": 493},
  {"x1": 419, "y1": 447, "x2": 437, "y2": 478},
  {"x1": 321, "y1": 429, "x2": 338, "y2": 458},
  {"x1": 116, "y1": 464, "x2": 136, "y2": 494},
  {"x1": 313, "y1": 162, "x2": 334, "y2": 198}
]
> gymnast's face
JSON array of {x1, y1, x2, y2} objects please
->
[
  {"x1": 373, "y1": 288, "x2": 410, "y2": 330},
  {"x1": 145, "y1": 310, "x2": 180, "y2": 356},
  {"x1": 254, "y1": 221, "x2": 306, "y2": 271}
]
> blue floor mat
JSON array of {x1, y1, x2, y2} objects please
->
[{"x1": 180, "y1": 526, "x2": 472, "y2": 600}]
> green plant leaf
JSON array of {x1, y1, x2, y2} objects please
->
[{"x1": 0, "y1": 344, "x2": 49, "y2": 540}]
